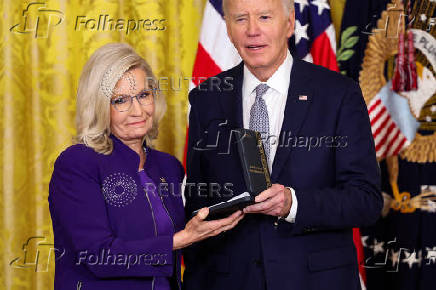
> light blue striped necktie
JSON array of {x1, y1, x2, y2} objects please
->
[{"x1": 249, "y1": 83, "x2": 270, "y2": 161}]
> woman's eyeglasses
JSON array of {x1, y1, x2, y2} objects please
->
[{"x1": 110, "y1": 88, "x2": 157, "y2": 112}]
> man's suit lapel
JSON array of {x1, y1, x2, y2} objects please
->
[
  {"x1": 217, "y1": 59, "x2": 313, "y2": 181},
  {"x1": 218, "y1": 62, "x2": 244, "y2": 128},
  {"x1": 271, "y1": 59, "x2": 313, "y2": 181}
]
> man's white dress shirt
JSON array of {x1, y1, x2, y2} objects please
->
[{"x1": 242, "y1": 50, "x2": 298, "y2": 223}]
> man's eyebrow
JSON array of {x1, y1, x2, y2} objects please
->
[
  {"x1": 231, "y1": 9, "x2": 274, "y2": 18},
  {"x1": 231, "y1": 12, "x2": 249, "y2": 18},
  {"x1": 257, "y1": 9, "x2": 273, "y2": 15}
]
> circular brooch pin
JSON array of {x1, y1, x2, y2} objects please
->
[{"x1": 102, "y1": 172, "x2": 138, "y2": 207}]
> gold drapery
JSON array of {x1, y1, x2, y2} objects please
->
[
  {"x1": 330, "y1": 0, "x2": 346, "y2": 43},
  {"x1": 0, "y1": 0, "x2": 205, "y2": 288}
]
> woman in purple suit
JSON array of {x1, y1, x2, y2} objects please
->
[{"x1": 48, "y1": 43, "x2": 244, "y2": 290}]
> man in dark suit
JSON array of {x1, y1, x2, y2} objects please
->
[{"x1": 183, "y1": 0, "x2": 383, "y2": 289}]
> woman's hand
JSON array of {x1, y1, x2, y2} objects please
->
[{"x1": 173, "y1": 209, "x2": 244, "y2": 250}]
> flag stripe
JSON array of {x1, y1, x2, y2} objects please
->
[
  {"x1": 325, "y1": 24, "x2": 337, "y2": 53},
  {"x1": 191, "y1": 43, "x2": 222, "y2": 86},
  {"x1": 310, "y1": 31, "x2": 339, "y2": 70},
  {"x1": 368, "y1": 102, "x2": 383, "y2": 120},
  {"x1": 199, "y1": 2, "x2": 241, "y2": 72},
  {"x1": 368, "y1": 98, "x2": 382, "y2": 114},
  {"x1": 370, "y1": 106, "x2": 387, "y2": 127},
  {"x1": 392, "y1": 138, "x2": 407, "y2": 156},
  {"x1": 372, "y1": 113, "x2": 390, "y2": 136},
  {"x1": 369, "y1": 91, "x2": 410, "y2": 159},
  {"x1": 379, "y1": 126, "x2": 400, "y2": 158},
  {"x1": 209, "y1": 0, "x2": 224, "y2": 17},
  {"x1": 375, "y1": 122, "x2": 396, "y2": 152},
  {"x1": 353, "y1": 228, "x2": 367, "y2": 284}
]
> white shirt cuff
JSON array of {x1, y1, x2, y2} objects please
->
[{"x1": 284, "y1": 187, "x2": 297, "y2": 223}]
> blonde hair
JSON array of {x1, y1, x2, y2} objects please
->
[
  {"x1": 223, "y1": 0, "x2": 294, "y2": 16},
  {"x1": 74, "y1": 43, "x2": 166, "y2": 154}
]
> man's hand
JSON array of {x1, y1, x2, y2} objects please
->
[{"x1": 243, "y1": 184, "x2": 292, "y2": 217}]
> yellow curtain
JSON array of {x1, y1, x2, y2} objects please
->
[
  {"x1": 330, "y1": 0, "x2": 347, "y2": 44},
  {"x1": 0, "y1": 0, "x2": 205, "y2": 289}
]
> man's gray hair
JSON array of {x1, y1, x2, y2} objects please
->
[{"x1": 222, "y1": 0, "x2": 294, "y2": 16}]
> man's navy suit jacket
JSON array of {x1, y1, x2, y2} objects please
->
[{"x1": 183, "y1": 58, "x2": 383, "y2": 290}]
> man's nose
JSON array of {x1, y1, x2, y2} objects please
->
[{"x1": 246, "y1": 18, "x2": 261, "y2": 37}]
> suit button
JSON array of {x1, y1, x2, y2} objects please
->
[
  {"x1": 252, "y1": 259, "x2": 262, "y2": 267},
  {"x1": 273, "y1": 221, "x2": 279, "y2": 228},
  {"x1": 304, "y1": 227, "x2": 316, "y2": 233}
]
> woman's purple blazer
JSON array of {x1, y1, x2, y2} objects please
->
[{"x1": 48, "y1": 135, "x2": 185, "y2": 290}]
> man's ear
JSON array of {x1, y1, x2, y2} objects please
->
[{"x1": 286, "y1": 9, "x2": 295, "y2": 38}]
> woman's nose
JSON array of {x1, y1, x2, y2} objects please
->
[{"x1": 129, "y1": 97, "x2": 143, "y2": 115}]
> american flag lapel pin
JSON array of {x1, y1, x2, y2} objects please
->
[{"x1": 299, "y1": 95, "x2": 308, "y2": 101}]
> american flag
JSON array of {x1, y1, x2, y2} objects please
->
[
  {"x1": 185, "y1": 1, "x2": 367, "y2": 288},
  {"x1": 293, "y1": 0, "x2": 338, "y2": 69},
  {"x1": 368, "y1": 96, "x2": 408, "y2": 159},
  {"x1": 366, "y1": 79, "x2": 419, "y2": 160},
  {"x1": 183, "y1": 0, "x2": 240, "y2": 168}
]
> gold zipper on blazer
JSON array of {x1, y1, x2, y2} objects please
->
[
  {"x1": 144, "y1": 189, "x2": 158, "y2": 237},
  {"x1": 144, "y1": 188, "x2": 157, "y2": 290}
]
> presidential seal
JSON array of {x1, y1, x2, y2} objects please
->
[{"x1": 360, "y1": 0, "x2": 436, "y2": 214}]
